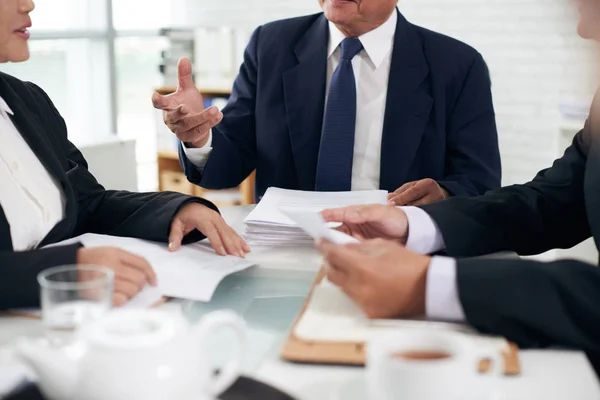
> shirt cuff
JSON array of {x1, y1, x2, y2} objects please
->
[
  {"x1": 401, "y1": 206, "x2": 446, "y2": 254},
  {"x1": 425, "y1": 256, "x2": 466, "y2": 322},
  {"x1": 180, "y1": 130, "x2": 213, "y2": 168}
]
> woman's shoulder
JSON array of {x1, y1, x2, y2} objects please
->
[
  {"x1": 0, "y1": 72, "x2": 55, "y2": 114},
  {"x1": 1, "y1": 71, "x2": 44, "y2": 96}
]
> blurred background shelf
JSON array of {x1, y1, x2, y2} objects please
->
[
  {"x1": 157, "y1": 150, "x2": 255, "y2": 207},
  {"x1": 155, "y1": 86, "x2": 232, "y2": 98}
]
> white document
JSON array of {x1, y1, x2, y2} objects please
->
[
  {"x1": 243, "y1": 187, "x2": 386, "y2": 247},
  {"x1": 245, "y1": 187, "x2": 388, "y2": 226},
  {"x1": 294, "y1": 283, "x2": 508, "y2": 352},
  {"x1": 46, "y1": 234, "x2": 255, "y2": 303},
  {"x1": 279, "y1": 208, "x2": 360, "y2": 245}
]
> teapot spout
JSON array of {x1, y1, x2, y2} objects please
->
[{"x1": 16, "y1": 338, "x2": 83, "y2": 400}]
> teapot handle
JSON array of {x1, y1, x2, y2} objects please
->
[{"x1": 193, "y1": 310, "x2": 247, "y2": 397}]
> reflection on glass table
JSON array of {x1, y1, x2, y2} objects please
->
[{"x1": 179, "y1": 271, "x2": 315, "y2": 374}]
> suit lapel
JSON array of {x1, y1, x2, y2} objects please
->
[
  {"x1": 283, "y1": 15, "x2": 329, "y2": 190},
  {"x1": 0, "y1": 79, "x2": 66, "y2": 186},
  {"x1": 379, "y1": 11, "x2": 433, "y2": 191}
]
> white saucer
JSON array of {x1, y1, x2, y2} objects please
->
[
  {"x1": 333, "y1": 376, "x2": 502, "y2": 400},
  {"x1": 333, "y1": 377, "x2": 368, "y2": 400}
]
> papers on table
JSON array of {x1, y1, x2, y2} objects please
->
[
  {"x1": 46, "y1": 233, "x2": 256, "y2": 304},
  {"x1": 243, "y1": 188, "x2": 387, "y2": 247}
]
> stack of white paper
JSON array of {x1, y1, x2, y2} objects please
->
[{"x1": 243, "y1": 188, "x2": 388, "y2": 247}]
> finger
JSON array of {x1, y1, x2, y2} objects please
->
[
  {"x1": 325, "y1": 262, "x2": 348, "y2": 287},
  {"x1": 152, "y1": 92, "x2": 176, "y2": 110},
  {"x1": 241, "y1": 238, "x2": 251, "y2": 253},
  {"x1": 318, "y1": 240, "x2": 364, "y2": 274},
  {"x1": 321, "y1": 206, "x2": 360, "y2": 223},
  {"x1": 407, "y1": 194, "x2": 439, "y2": 207},
  {"x1": 322, "y1": 205, "x2": 380, "y2": 225},
  {"x1": 213, "y1": 221, "x2": 242, "y2": 257},
  {"x1": 176, "y1": 107, "x2": 222, "y2": 133},
  {"x1": 334, "y1": 225, "x2": 365, "y2": 241},
  {"x1": 113, "y1": 293, "x2": 128, "y2": 307},
  {"x1": 114, "y1": 267, "x2": 147, "y2": 291},
  {"x1": 177, "y1": 57, "x2": 195, "y2": 91},
  {"x1": 173, "y1": 120, "x2": 214, "y2": 143},
  {"x1": 202, "y1": 224, "x2": 226, "y2": 256},
  {"x1": 164, "y1": 105, "x2": 189, "y2": 124},
  {"x1": 118, "y1": 251, "x2": 157, "y2": 286},
  {"x1": 389, "y1": 185, "x2": 426, "y2": 206},
  {"x1": 168, "y1": 218, "x2": 186, "y2": 253},
  {"x1": 114, "y1": 279, "x2": 141, "y2": 300},
  {"x1": 345, "y1": 239, "x2": 390, "y2": 256},
  {"x1": 231, "y1": 227, "x2": 250, "y2": 256},
  {"x1": 387, "y1": 181, "x2": 416, "y2": 199}
]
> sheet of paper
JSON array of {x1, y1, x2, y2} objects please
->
[
  {"x1": 295, "y1": 283, "x2": 508, "y2": 352},
  {"x1": 45, "y1": 234, "x2": 255, "y2": 303},
  {"x1": 279, "y1": 208, "x2": 360, "y2": 245},
  {"x1": 245, "y1": 187, "x2": 388, "y2": 226}
]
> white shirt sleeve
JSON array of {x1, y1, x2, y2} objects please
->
[
  {"x1": 400, "y1": 206, "x2": 466, "y2": 322},
  {"x1": 401, "y1": 206, "x2": 446, "y2": 254},
  {"x1": 180, "y1": 130, "x2": 213, "y2": 169},
  {"x1": 425, "y1": 256, "x2": 466, "y2": 322}
]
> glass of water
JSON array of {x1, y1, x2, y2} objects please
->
[{"x1": 37, "y1": 265, "x2": 114, "y2": 344}]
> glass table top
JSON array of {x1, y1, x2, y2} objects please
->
[{"x1": 179, "y1": 270, "x2": 316, "y2": 374}]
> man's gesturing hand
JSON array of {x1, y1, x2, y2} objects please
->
[{"x1": 152, "y1": 58, "x2": 223, "y2": 148}]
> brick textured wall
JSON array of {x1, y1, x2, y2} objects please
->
[{"x1": 186, "y1": 0, "x2": 597, "y2": 185}]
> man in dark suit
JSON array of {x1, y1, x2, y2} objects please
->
[
  {"x1": 317, "y1": 0, "x2": 600, "y2": 367},
  {"x1": 152, "y1": 0, "x2": 501, "y2": 204},
  {"x1": 0, "y1": 0, "x2": 248, "y2": 310}
]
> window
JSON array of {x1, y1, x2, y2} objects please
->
[{"x1": 0, "y1": 0, "x2": 186, "y2": 191}]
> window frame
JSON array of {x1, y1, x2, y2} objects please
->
[{"x1": 28, "y1": 0, "x2": 167, "y2": 136}]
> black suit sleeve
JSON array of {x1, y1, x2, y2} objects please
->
[
  {"x1": 420, "y1": 125, "x2": 600, "y2": 353},
  {"x1": 65, "y1": 141, "x2": 217, "y2": 243},
  {"x1": 0, "y1": 244, "x2": 81, "y2": 309},
  {"x1": 421, "y1": 127, "x2": 591, "y2": 257},
  {"x1": 180, "y1": 26, "x2": 260, "y2": 189},
  {"x1": 456, "y1": 257, "x2": 600, "y2": 355},
  {"x1": 31, "y1": 83, "x2": 219, "y2": 244}
]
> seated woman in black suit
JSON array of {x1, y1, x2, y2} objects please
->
[{"x1": 0, "y1": 0, "x2": 249, "y2": 309}]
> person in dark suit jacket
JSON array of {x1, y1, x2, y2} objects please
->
[
  {"x1": 0, "y1": 0, "x2": 248, "y2": 310},
  {"x1": 317, "y1": 0, "x2": 600, "y2": 370},
  {"x1": 152, "y1": 0, "x2": 501, "y2": 205}
]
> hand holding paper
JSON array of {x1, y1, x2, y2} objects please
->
[{"x1": 320, "y1": 204, "x2": 410, "y2": 244}]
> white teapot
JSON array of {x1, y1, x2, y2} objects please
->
[{"x1": 16, "y1": 309, "x2": 247, "y2": 400}]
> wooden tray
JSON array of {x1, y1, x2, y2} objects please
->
[{"x1": 281, "y1": 269, "x2": 521, "y2": 376}]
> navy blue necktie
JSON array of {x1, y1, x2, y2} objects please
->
[{"x1": 315, "y1": 38, "x2": 364, "y2": 192}]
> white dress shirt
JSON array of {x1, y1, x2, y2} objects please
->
[
  {"x1": 402, "y1": 206, "x2": 466, "y2": 322},
  {"x1": 183, "y1": 11, "x2": 398, "y2": 191},
  {"x1": 0, "y1": 95, "x2": 65, "y2": 251}
]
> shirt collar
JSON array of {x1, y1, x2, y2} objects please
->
[
  {"x1": 327, "y1": 9, "x2": 398, "y2": 69},
  {"x1": 0, "y1": 95, "x2": 14, "y2": 116}
]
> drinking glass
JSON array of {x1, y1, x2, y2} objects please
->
[{"x1": 37, "y1": 265, "x2": 114, "y2": 344}]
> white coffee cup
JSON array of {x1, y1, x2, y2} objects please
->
[{"x1": 366, "y1": 329, "x2": 503, "y2": 400}]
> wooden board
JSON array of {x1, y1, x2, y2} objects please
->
[{"x1": 281, "y1": 268, "x2": 521, "y2": 376}]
